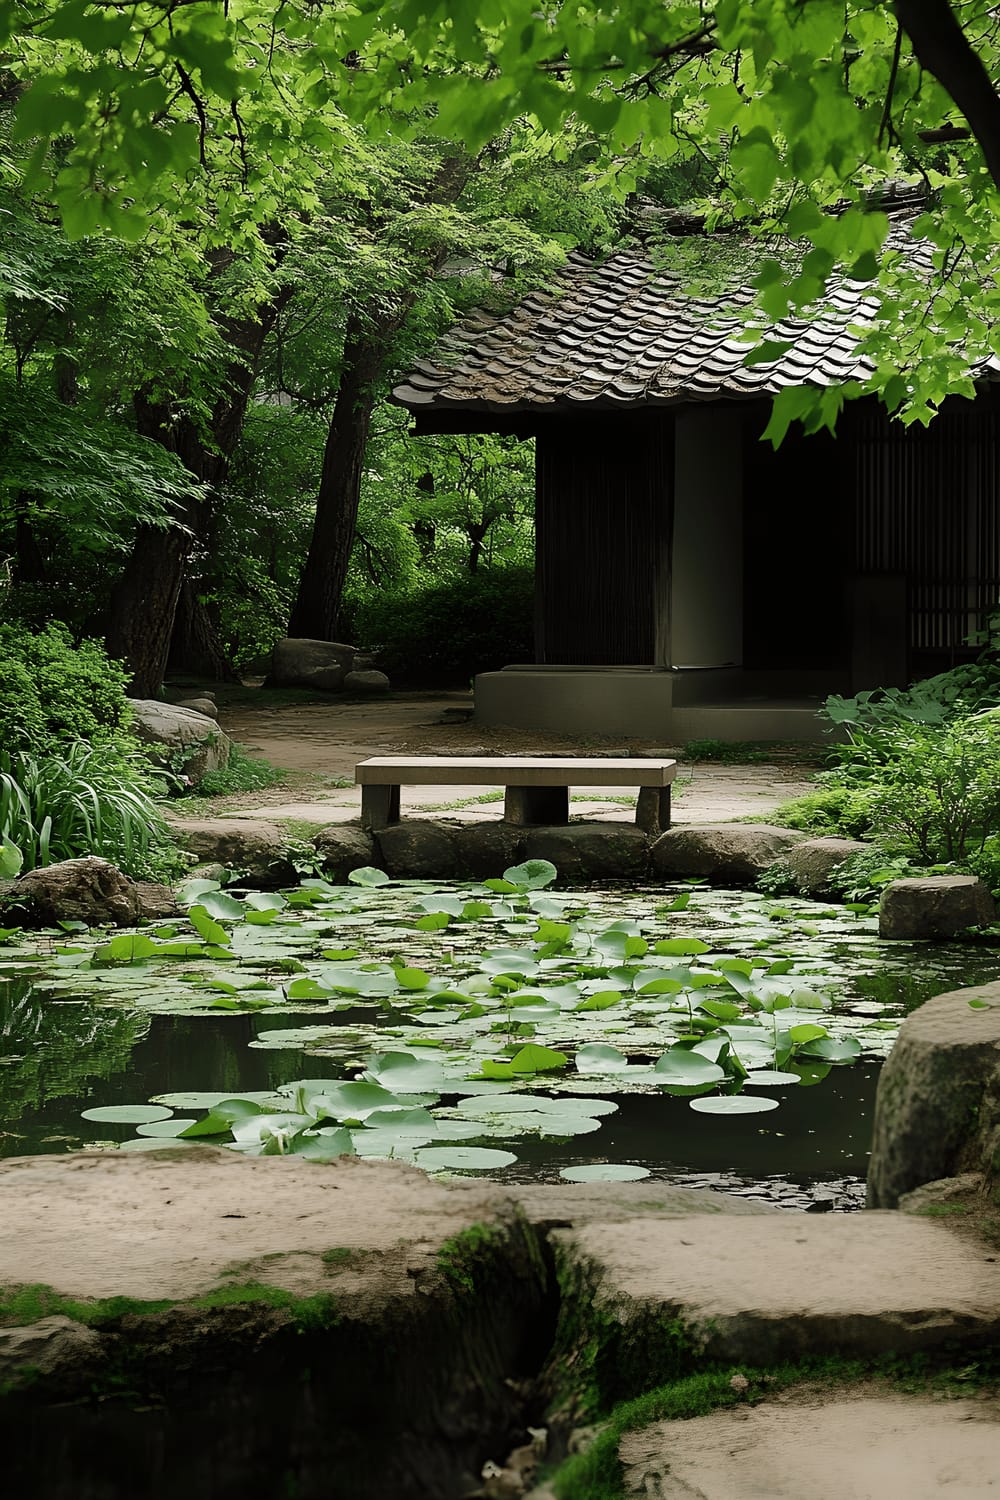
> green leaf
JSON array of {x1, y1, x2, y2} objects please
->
[
  {"x1": 503, "y1": 859, "x2": 557, "y2": 890},
  {"x1": 508, "y1": 1043, "x2": 568, "y2": 1074},
  {"x1": 0, "y1": 837, "x2": 23, "y2": 879},
  {"x1": 688, "y1": 1095, "x2": 780, "y2": 1115},
  {"x1": 179, "y1": 1099, "x2": 265, "y2": 1137},
  {"x1": 560, "y1": 1164, "x2": 650, "y2": 1183},
  {"x1": 188, "y1": 905, "x2": 232, "y2": 946},
  {"x1": 197, "y1": 890, "x2": 246, "y2": 921},
  {"x1": 414, "y1": 1146, "x2": 517, "y2": 1172},
  {"x1": 348, "y1": 866, "x2": 390, "y2": 886},
  {"x1": 394, "y1": 965, "x2": 432, "y2": 990},
  {"x1": 575, "y1": 1043, "x2": 629, "y2": 1074},
  {"x1": 653, "y1": 938, "x2": 710, "y2": 956}
]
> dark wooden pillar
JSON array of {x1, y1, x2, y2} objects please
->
[{"x1": 534, "y1": 413, "x2": 674, "y2": 664}]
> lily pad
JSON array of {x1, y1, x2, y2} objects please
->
[
  {"x1": 414, "y1": 1146, "x2": 518, "y2": 1171},
  {"x1": 135, "y1": 1118, "x2": 197, "y2": 1137},
  {"x1": 81, "y1": 1104, "x2": 173, "y2": 1124},
  {"x1": 689, "y1": 1095, "x2": 781, "y2": 1115},
  {"x1": 559, "y1": 1164, "x2": 650, "y2": 1183}
]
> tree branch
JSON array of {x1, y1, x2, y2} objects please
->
[{"x1": 895, "y1": 0, "x2": 1000, "y2": 190}]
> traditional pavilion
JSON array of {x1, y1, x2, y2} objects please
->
[{"x1": 392, "y1": 197, "x2": 1000, "y2": 741}]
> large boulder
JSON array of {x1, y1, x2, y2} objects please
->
[
  {"x1": 11, "y1": 856, "x2": 141, "y2": 927},
  {"x1": 128, "y1": 699, "x2": 231, "y2": 784},
  {"x1": 344, "y1": 669, "x2": 391, "y2": 694},
  {"x1": 649, "y1": 824, "x2": 803, "y2": 885},
  {"x1": 175, "y1": 697, "x2": 219, "y2": 720},
  {"x1": 879, "y1": 875, "x2": 996, "y2": 940},
  {"x1": 454, "y1": 822, "x2": 529, "y2": 881},
  {"x1": 867, "y1": 982, "x2": 1000, "y2": 1207},
  {"x1": 311, "y1": 823, "x2": 376, "y2": 881},
  {"x1": 267, "y1": 638, "x2": 356, "y2": 688},
  {"x1": 524, "y1": 824, "x2": 650, "y2": 883},
  {"x1": 376, "y1": 820, "x2": 460, "y2": 878},
  {"x1": 168, "y1": 818, "x2": 295, "y2": 887},
  {"x1": 783, "y1": 837, "x2": 870, "y2": 896},
  {"x1": 301, "y1": 664, "x2": 347, "y2": 693}
]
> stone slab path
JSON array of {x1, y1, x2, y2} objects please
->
[
  {"x1": 555, "y1": 1211, "x2": 1000, "y2": 1363},
  {"x1": 619, "y1": 1389, "x2": 1000, "y2": 1498},
  {"x1": 215, "y1": 692, "x2": 817, "y2": 827}
]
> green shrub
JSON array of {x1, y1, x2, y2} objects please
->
[
  {"x1": 866, "y1": 714, "x2": 1000, "y2": 864},
  {"x1": 192, "y1": 746, "x2": 286, "y2": 797},
  {"x1": 349, "y1": 566, "x2": 534, "y2": 686},
  {"x1": 0, "y1": 743, "x2": 180, "y2": 880},
  {"x1": 0, "y1": 622, "x2": 132, "y2": 753},
  {"x1": 767, "y1": 783, "x2": 878, "y2": 838}
]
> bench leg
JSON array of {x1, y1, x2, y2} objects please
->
[
  {"x1": 361, "y1": 784, "x2": 400, "y2": 831},
  {"x1": 504, "y1": 785, "x2": 570, "y2": 826},
  {"x1": 636, "y1": 786, "x2": 671, "y2": 835}
]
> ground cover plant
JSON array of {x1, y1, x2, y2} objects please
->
[{"x1": 0, "y1": 859, "x2": 952, "y2": 1176}]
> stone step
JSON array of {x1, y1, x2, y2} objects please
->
[
  {"x1": 618, "y1": 1388, "x2": 1000, "y2": 1499},
  {"x1": 553, "y1": 1210, "x2": 1000, "y2": 1370}
]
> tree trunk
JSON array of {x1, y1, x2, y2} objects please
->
[
  {"x1": 287, "y1": 316, "x2": 387, "y2": 640},
  {"x1": 169, "y1": 579, "x2": 240, "y2": 682},
  {"x1": 106, "y1": 286, "x2": 287, "y2": 695},
  {"x1": 288, "y1": 155, "x2": 473, "y2": 642}
]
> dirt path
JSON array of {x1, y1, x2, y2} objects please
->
[{"x1": 212, "y1": 691, "x2": 818, "y2": 826}]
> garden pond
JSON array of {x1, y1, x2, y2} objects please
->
[{"x1": 3, "y1": 861, "x2": 1000, "y2": 1213}]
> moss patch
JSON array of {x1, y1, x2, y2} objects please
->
[{"x1": 0, "y1": 1280, "x2": 338, "y2": 1334}]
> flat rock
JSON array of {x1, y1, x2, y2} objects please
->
[
  {"x1": 311, "y1": 821, "x2": 375, "y2": 880},
  {"x1": 11, "y1": 856, "x2": 141, "y2": 927},
  {"x1": 868, "y1": 983, "x2": 1000, "y2": 1208},
  {"x1": 0, "y1": 1150, "x2": 509, "y2": 1304},
  {"x1": 649, "y1": 824, "x2": 803, "y2": 884},
  {"x1": 344, "y1": 669, "x2": 391, "y2": 693},
  {"x1": 524, "y1": 823, "x2": 650, "y2": 882},
  {"x1": 879, "y1": 874, "x2": 996, "y2": 939},
  {"x1": 375, "y1": 818, "x2": 460, "y2": 877},
  {"x1": 267, "y1": 638, "x2": 357, "y2": 687},
  {"x1": 167, "y1": 817, "x2": 294, "y2": 886},
  {"x1": 454, "y1": 820, "x2": 529, "y2": 879},
  {"x1": 175, "y1": 697, "x2": 219, "y2": 719},
  {"x1": 619, "y1": 1389, "x2": 1000, "y2": 1498},
  {"x1": 784, "y1": 836, "x2": 869, "y2": 895},
  {"x1": 553, "y1": 1211, "x2": 1000, "y2": 1366},
  {"x1": 129, "y1": 698, "x2": 231, "y2": 783}
]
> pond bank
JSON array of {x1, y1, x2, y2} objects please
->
[{"x1": 2, "y1": 1151, "x2": 999, "y2": 1499}]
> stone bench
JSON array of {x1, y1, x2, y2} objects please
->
[{"x1": 355, "y1": 755, "x2": 677, "y2": 833}]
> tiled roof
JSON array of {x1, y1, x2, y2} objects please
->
[{"x1": 392, "y1": 217, "x2": 998, "y2": 416}]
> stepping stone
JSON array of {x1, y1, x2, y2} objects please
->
[
  {"x1": 553, "y1": 1211, "x2": 1000, "y2": 1365},
  {"x1": 619, "y1": 1390, "x2": 1000, "y2": 1498}
]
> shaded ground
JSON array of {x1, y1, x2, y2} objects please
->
[{"x1": 202, "y1": 690, "x2": 820, "y2": 826}]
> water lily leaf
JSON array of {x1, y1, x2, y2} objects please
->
[
  {"x1": 560, "y1": 1164, "x2": 650, "y2": 1182},
  {"x1": 743, "y1": 1070, "x2": 802, "y2": 1087},
  {"x1": 697, "y1": 999, "x2": 741, "y2": 1022},
  {"x1": 788, "y1": 1023, "x2": 829, "y2": 1045},
  {"x1": 363, "y1": 1107, "x2": 437, "y2": 1134},
  {"x1": 93, "y1": 933, "x2": 160, "y2": 965},
  {"x1": 462, "y1": 901, "x2": 493, "y2": 919},
  {"x1": 176, "y1": 877, "x2": 222, "y2": 904},
  {"x1": 291, "y1": 1128, "x2": 356, "y2": 1160},
  {"x1": 653, "y1": 1051, "x2": 726, "y2": 1091},
  {"x1": 118, "y1": 1137, "x2": 192, "y2": 1152},
  {"x1": 348, "y1": 867, "x2": 390, "y2": 886},
  {"x1": 394, "y1": 966, "x2": 431, "y2": 991},
  {"x1": 575, "y1": 1043, "x2": 629, "y2": 1074},
  {"x1": 689, "y1": 1095, "x2": 780, "y2": 1115},
  {"x1": 481, "y1": 949, "x2": 540, "y2": 977},
  {"x1": 188, "y1": 906, "x2": 232, "y2": 946},
  {"x1": 363, "y1": 1051, "x2": 451, "y2": 1092},
  {"x1": 414, "y1": 1146, "x2": 518, "y2": 1171},
  {"x1": 136, "y1": 1118, "x2": 197, "y2": 1137},
  {"x1": 245, "y1": 891, "x2": 288, "y2": 912},
  {"x1": 653, "y1": 938, "x2": 710, "y2": 956},
  {"x1": 576, "y1": 989, "x2": 623, "y2": 1012},
  {"x1": 297, "y1": 1081, "x2": 404, "y2": 1119},
  {"x1": 503, "y1": 859, "x2": 557, "y2": 890},
  {"x1": 197, "y1": 891, "x2": 246, "y2": 922},
  {"x1": 484, "y1": 879, "x2": 519, "y2": 894},
  {"x1": 798, "y1": 1037, "x2": 862, "y2": 1063},
  {"x1": 179, "y1": 1099, "x2": 266, "y2": 1136},
  {"x1": 81, "y1": 1104, "x2": 173, "y2": 1124},
  {"x1": 230, "y1": 1112, "x2": 312, "y2": 1148},
  {"x1": 508, "y1": 1043, "x2": 567, "y2": 1075},
  {"x1": 285, "y1": 978, "x2": 336, "y2": 1001},
  {"x1": 152, "y1": 1090, "x2": 285, "y2": 1111},
  {"x1": 415, "y1": 912, "x2": 451, "y2": 931}
]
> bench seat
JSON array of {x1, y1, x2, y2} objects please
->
[{"x1": 355, "y1": 756, "x2": 676, "y2": 833}]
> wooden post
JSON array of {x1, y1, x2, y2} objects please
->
[
  {"x1": 361, "y1": 784, "x2": 400, "y2": 830},
  {"x1": 635, "y1": 786, "x2": 671, "y2": 834}
]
